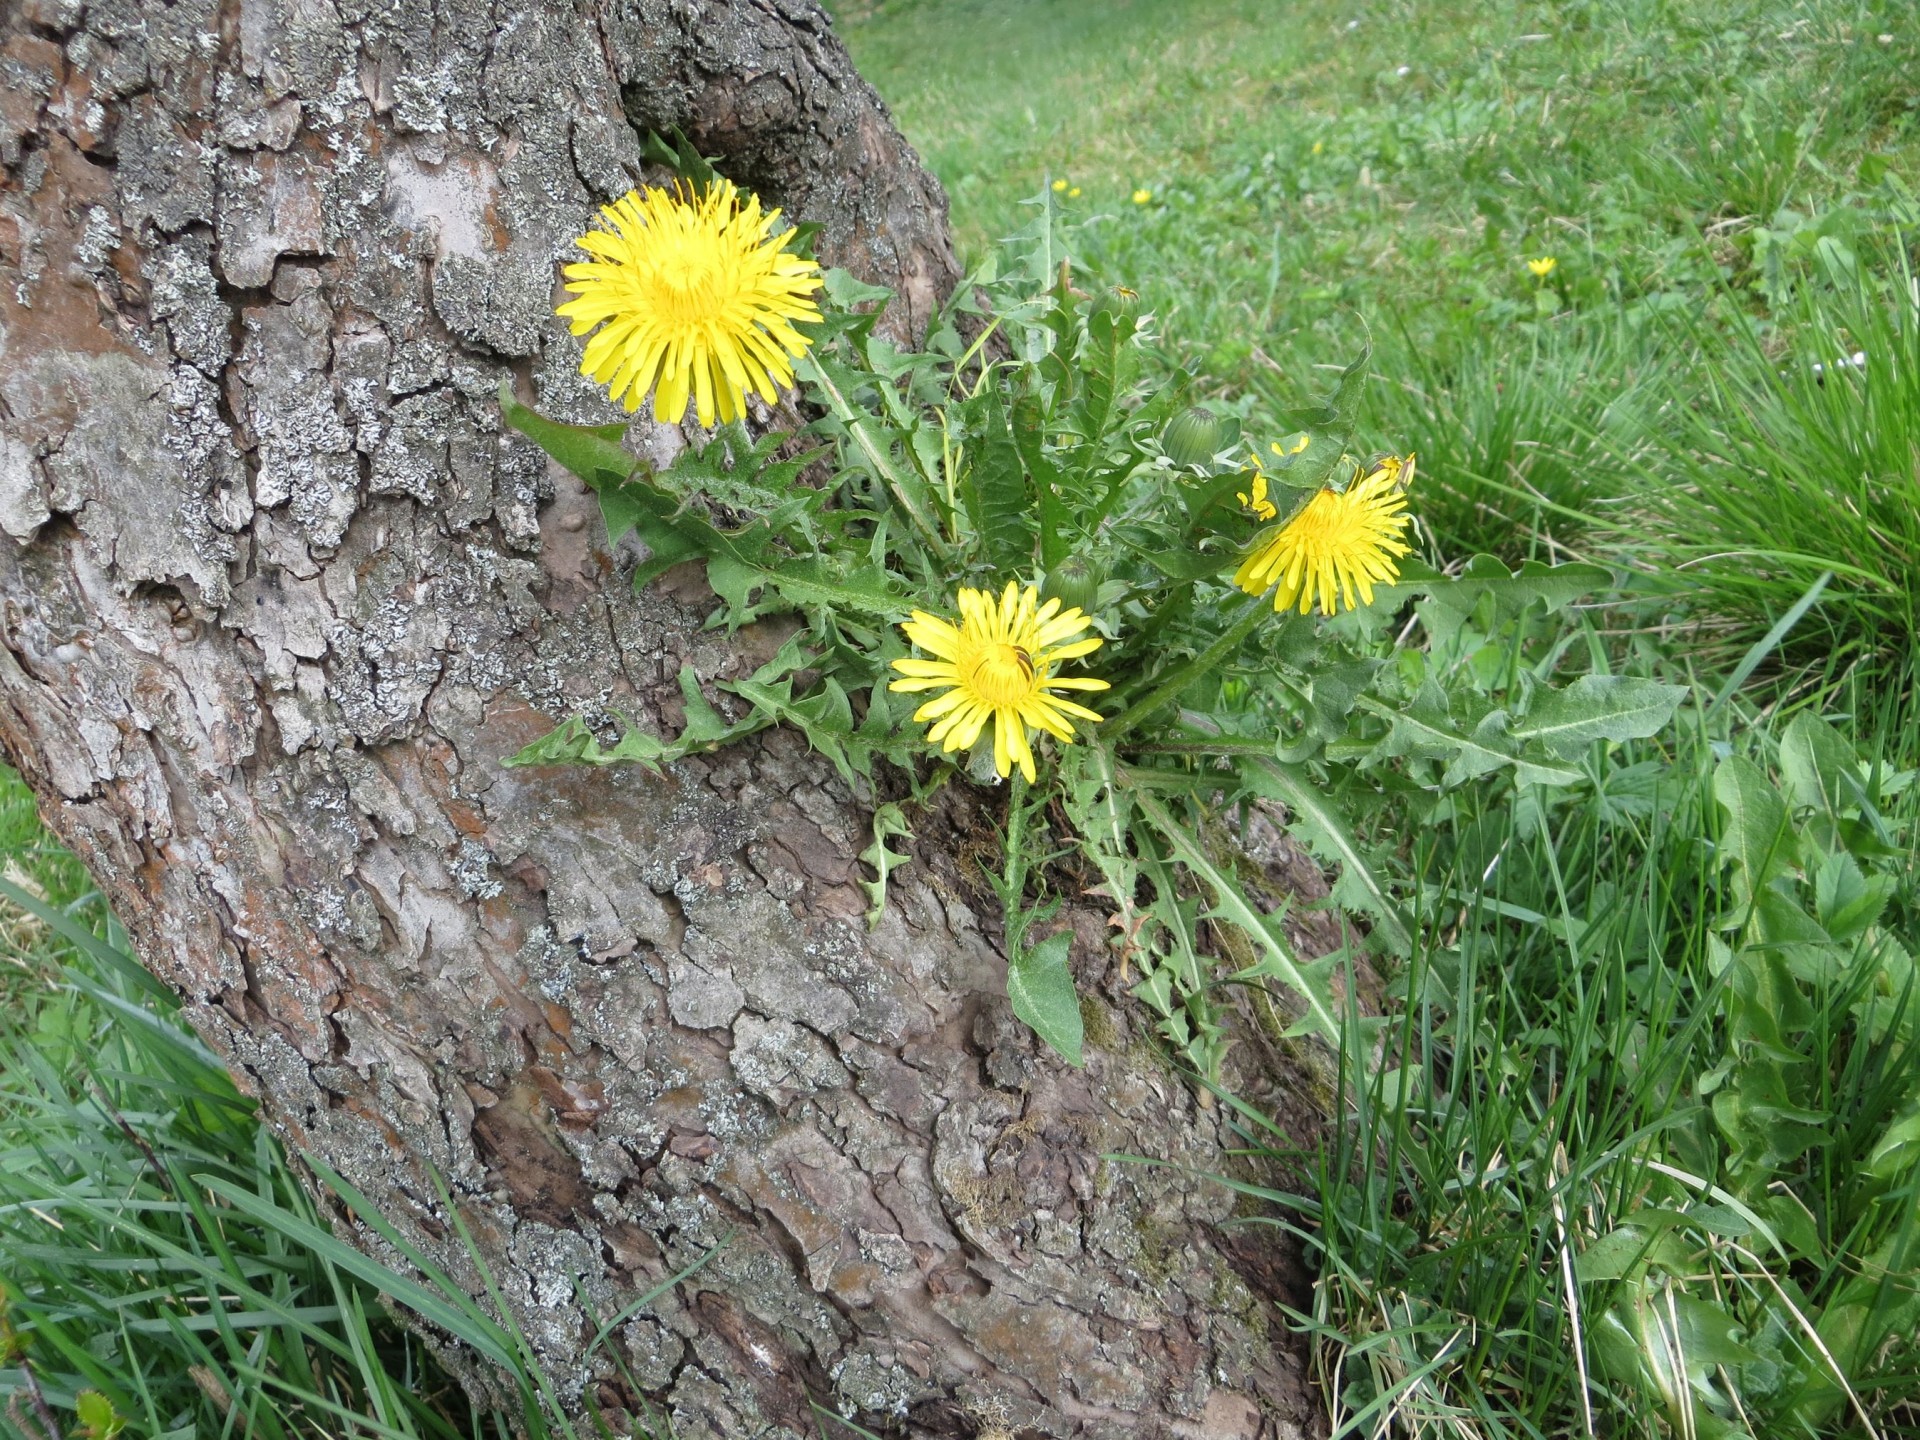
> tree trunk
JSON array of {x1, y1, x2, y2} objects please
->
[{"x1": 0, "y1": 2, "x2": 1322, "y2": 1435}]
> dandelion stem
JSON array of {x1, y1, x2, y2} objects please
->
[
  {"x1": 1104, "y1": 591, "x2": 1273, "y2": 742},
  {"x1": 797, "y1": 353, "x2": 951, "y2": 560}
]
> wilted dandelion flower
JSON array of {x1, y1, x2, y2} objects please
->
[
  {"x1": 1526, "y1": 255, "x2": 1557, "y2": 278},
  {"x1": 1235, "y1": 455, "x2": 1415, "y2": 616},
  {"x1": 1132, "y1": 187, "x2": 1153, "y2": 205},
  {"x1": 889, "y1": 582, "x2": 1109, "y2": 783},
  {"x1": 557, "y1": 178, "x2": 823, "y2": 427}
]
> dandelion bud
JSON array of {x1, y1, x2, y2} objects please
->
[
  {"x1": 1161, "y1": 407, "x2": 1224, "y2": 468},
  {"x1": 1094, "y1": 284, "x2": 1143, "y2": 326},
  {"x1": 1041, "y1": 555, "x2": 1103, "y2": 614}
]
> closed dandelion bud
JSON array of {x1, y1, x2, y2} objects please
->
[
  {"x1": 1096, "y1": 284, "x2": 1143, "y2": 325},
  {"x1": 1041, "y1": 554, "x2": 1102, "y2": 614},
  {"x1": 1161, "y1": 406, "x2": 1224, "y2": 468}
]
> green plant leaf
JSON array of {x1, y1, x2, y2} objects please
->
[
  {"x1": 1512, "y1": 675, "x2": 1688, "y2": 757},
  {"x1": 506, "y1": 664, "x2": 772, "y2": 771},
  {"x1": 639, "y1": 125, "x2": 721, "y2": 192},
  {"x1": 497, "y1": 381, "x2": 633, "y2": 488},
  {"x1": 1007, "y1": 930, "x2": 1084, "y2": 1067},
  {"x1": 1575, "y1": 1225, "x2": 1681, "y2": 1283},
  {"x1": 1276, "y1": 336, "x2": 1372, "y2": 434},
  {"x1": 1810, "y1": 850, "x2": 1892, "y2": 940},
  {"x1": 1372, "y1": 555, "x2": 1615, "y2": 631},
  {"x1": 1061, "y1": 744, "x2": 1151, "y2": 970},
  {"x1": 1239, "y1": 757, "x2": 1412, "y2": 953},
  {"x1": 194, "y1": 1175, "x2": 522, "y2": 1375},
  {"x1": 1011, "y1": 391, "x2": 1072, "y2": 567},
  {"x1": 1126, "y1": 782, "x2": 1342, "y2": 1046},
  {"x1": 1365, "y1": 683, "x2": 1581, "y2": 788},
  {"x1": 959, "y1": 388, "x2": 1034, "y2": 573},
  {"x1": 1778, "y1": 711, "x2": 1874, "y2": 823},
  {"x1": 859, "y1": 803, "x2": 915, "y2": 928},
  {"x1": 1073, "y1": 300, "x2": 1142, "y2": 451},
  {"x1": 74, "y1": 1389, "x2": 127, "y2": 1439},
  {"x1": 1714, "y1": 755, "x2": 1797, "y2": 909}
]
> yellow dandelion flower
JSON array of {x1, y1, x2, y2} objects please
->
[
  {"x1": 1052, "y1": 177, "x2": 1069, "y2": 192},
  {"x1": 1311, "y1": 139, "x2": 1325, "y2": 155},
  {"x1": 1237, "y1": 467, "x2": 1278, "y2": 521},
  {"x1": 1069, "y1": 186, "x2": 1082, "y2": 198},
  {"x1": 1132, "y1": 187, "x2": 1153, "y2": 205},
  {"x1": 889, "y1": 582, "x2": 1110, "y2": 784},
  {"x1": 557, "y1": 178, "x2": 824, "y2": 427},
  {"x1": 1235, "y1": 455, "x2": 1416, "y2": 616},
  {"x1": 1526, "y1": 255, "x2": 1557, "y2": 279}
]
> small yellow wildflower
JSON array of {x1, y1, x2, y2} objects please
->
[
  {"x1": 1311, "y1": 140, "x2": 1325, "y2": 156},
  {"x1": 1052, "y1": 178, "x2": 1069, "y2": 193},
  {"x1": 1237, "y1": 467, "x2": 1278, "y2": 522},
  {"x1": 1235, "y1": 455, "x2": 1416, "y2": 616},
  {"x1": 1526, "y1": 256, "x2": 1557, "y2": 279},
  {"x1": 557, "y1": 178, "x2": 823, "y2": 427},
  {"x1": 889, "y1": 582, "x2": 1109, "y2": 783},
  {"x1": 1069, "y1": 186, "x2": 1082, "y2": 198},
  {"x1": 1132, "y1": 188, "x2": 1153, "y2": 205}
]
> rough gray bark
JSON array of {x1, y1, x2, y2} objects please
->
[{"x1": 0, "y1": 1, "x2": 1325, "y2": 1435}]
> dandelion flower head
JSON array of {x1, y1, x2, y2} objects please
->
[
  {"x1": 1235, "y1": 454, "x2": 1415, "y2": 616},
  {"x1": 1526, "y1": 255, "x2": 1557, "y2": 278},
  {"x1": 1052, "y1": 177, "x2": 1069, "y2": 192},
  {"x1": 1132, "y1": 187, "x2": 1153, "y2": 205},
  {"x1": 1237, "y1": 466, "x2": 1278, "y2": 522},
  {"x1": 889, "y1": 582, "x2": 1110, "y2": 783},
  {"x1": 557, "y1": 178, "x2": 823, "y2": 427}
]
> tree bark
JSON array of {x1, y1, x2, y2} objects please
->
[{"x1": 0, "y1": 2, "x2": 1322, "y2": 1436}]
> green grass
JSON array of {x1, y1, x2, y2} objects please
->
[
  {"x1": 1265, "y1": 635, "x2": 1919, "y2": 1437},
  {"x1": 843, "y1": 0, "x2": 1920, "y2": 676}
]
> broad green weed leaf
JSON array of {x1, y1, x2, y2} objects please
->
[
  {"x1": 1575, "y1": 1226, "x2": 1679, "y2": 1283},
  {"x1": 1276, "y1": 337, "x2": 1371, "y2": 435},
  {"x1": 1074, "y1": 301, "x2": 1142, "y2": 447},
  {"x1": 498, "y1": 381, "x2": 633, "y2": 487},
  {"x1": 1061, "y1": 745, "x2": 1149, "y2": 969},
  {"x1": 1011, "y1": 391, "x2": 1071, "y2": 567},
  {"x1": 74, "y1": 1390, "x2": 127, "y2": 1439},
  {"x1": 823, "y1": 266, "x2": 894, "y2": 310},
  {"x1": 1008, "y1": 930, "x2": 1084, "y2": 1067},
  {"x1": 1714, "y1": 756, "x2": 1797, "y2": 908},
  {"x1": 1261, "y1": 430, "x2": 1355, "y2": 491},
  {"x1": 1373, "y1": 555, "x2": 1614, "y2": 630},
  {"x1": 1512, "y1": 675, "x2": 1688, "y2": 756},
  {"x1": 1369, "y1": 682, "x2": 1581, "y2": 788},
  {"x1": 1778, "y1": 711, "x2": 1873, "y2": 823},
  {"x1": 960, "y1": 390, "x2": 1033, "y2": 573}
]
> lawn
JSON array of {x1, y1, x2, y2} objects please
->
[{"x1": 5, "y1": 0, "x2": 1919, "y2": 1436}]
